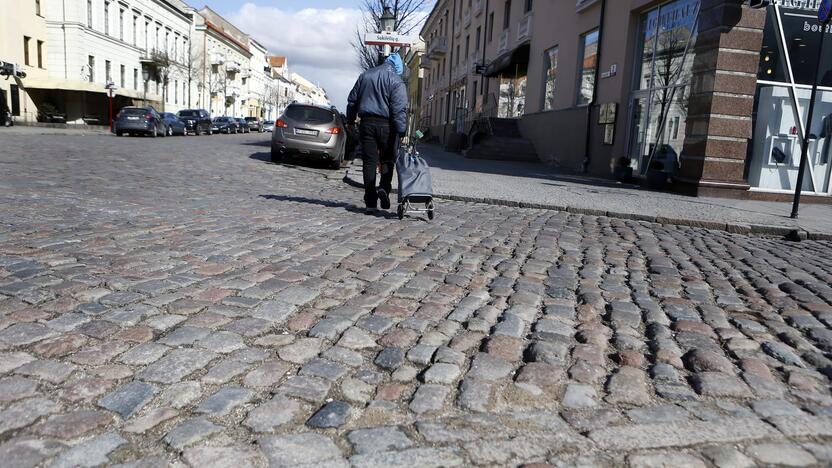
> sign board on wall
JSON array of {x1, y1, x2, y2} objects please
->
[{"x1": 599, "y1": 102, "x2": 617, "y2": 125}]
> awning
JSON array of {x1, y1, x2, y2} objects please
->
[
  {"x1": 484, "y1": 41, "x2": 531, "y2": 77},
  {"x1": 20, "y1": 77, "x2": 161, "y2": 101}
]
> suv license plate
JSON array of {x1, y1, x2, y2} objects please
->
[{"x1": 295, "y1": 128, "x2": 317, "y2": 136}]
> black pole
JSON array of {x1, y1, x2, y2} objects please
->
[{"x1": 791, "y1": 24, "x2": 827, "y2": 219}]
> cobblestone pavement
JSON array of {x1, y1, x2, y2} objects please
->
[{"x1": 1, "y1": 133, "x2": 831, "y2": 467}]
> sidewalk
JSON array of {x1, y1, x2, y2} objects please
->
[
  {"x1": 0, "y1": 124, "x2": 111, "y2": 136},
  {"x1": 344, "y1": 144, "x2": 832, "y2": 239}
]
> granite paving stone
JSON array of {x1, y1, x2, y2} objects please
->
[{"x1": 1, "y1": 133, "x2": 831, "y2": 465}]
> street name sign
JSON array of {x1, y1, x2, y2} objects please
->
[{"x1": 364, "y1": 32, "x2": 414, "y2": 47}]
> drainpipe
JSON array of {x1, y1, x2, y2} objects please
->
[
  {"x1": 582, "y1": 0, "x2": 606, "y2": 174},
  {"x1": 443, "y1": 0, "x2": 458, "y2": 144}
]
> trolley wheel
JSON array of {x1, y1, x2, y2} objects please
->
[{"x1": 397, "y1": 204, "x2": 404, "y2": 220}]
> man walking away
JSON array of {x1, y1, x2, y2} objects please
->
[{"x1": 346, "y1": 54, "x2": 408, "y2": 211}]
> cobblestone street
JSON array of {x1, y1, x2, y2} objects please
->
[{"x1": 1, "y1": 132, "x2": 832, "y2": 467}]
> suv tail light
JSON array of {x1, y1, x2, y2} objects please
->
[
  {"x1": 145, "y1": 113, "x2": 154, "y2": 120},
  {"x1": 276, "y1": 119, "x2": 288, "y2": 128},
  {"x1": 326, "y1": 127, "x2": 341, "y2": 135}
]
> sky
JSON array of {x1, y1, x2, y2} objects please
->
[{"x1": 196, "y1": 1, "x2": 385, "y2": 111}]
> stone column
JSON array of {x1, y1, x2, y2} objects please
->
[{"x1": 675, "y1": 0, "x2": 766, "y2": 197}]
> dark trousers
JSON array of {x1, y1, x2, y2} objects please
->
[{"x1": 359, "y1": 117, "x2": 397, "y2": 206}]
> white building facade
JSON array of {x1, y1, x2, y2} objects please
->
[{"x1": 31, "y1": 0, "x2": 193, "y2": 123}]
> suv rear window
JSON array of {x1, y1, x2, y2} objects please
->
[
  {"x1": 178, "y1": 110, "x2": 199, "y2": 117},
  {"x1": 122, "y1": 108, "x2": 149, "y2": 115},
  {"x1": 286, "y1": 106, "x2": 334, "y2": 124},
  {"x1": 245, "y1": 117, "x2": 257, "y2": 122}
]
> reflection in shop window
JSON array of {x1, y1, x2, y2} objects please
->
[
  {"x1": 543, "y1": 46, "x2": 558, "y2": 111},
  {"x1": 577, "y1": 29, "x2": 598, "y2": 106},
  {"x1": 627, "y1": 0, "x2": 699, "y2": 174}
]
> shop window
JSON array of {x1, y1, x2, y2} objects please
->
[
  {"x1": 576, "y1": 29, "x2": 598, "y2": 106},
  {"x1": 120, "y1": 65, "x2": 125, "y2": 88},
  {"x1": 628, "y1": 0, "x2": 700, "y2": 174},
  {"x1": 543, "y1": 46, "x2": 558, "y2": 111},
  {"x1": 748, "y1": 5, "x2": 832, "y2": 194},
  {"x1": 133, "y1": 68, "x2": 138, "y2": 90}
]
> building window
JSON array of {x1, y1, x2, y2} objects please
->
[
  {"x1": 105, "y1": 60, "x2": 112, "y2": 83},
  {"x1": 133, "y1": 68, "x2": 138, "y2": 90},
  {"x1": 87, "y1": 0, "x2": 93, "y2": 28},
  {"x1": 175, "y1": 79, "x2": 179, "y2": 104},
  {"x1": 120, "y1": 64, "x2": 125, "y2": 88},
  {"x1": 104, "y1": 1, "x2": 110, "y2": 35},
  {"x1": 88, "y1": 55, "x2": 95, "y2": 82},
  {"x1": 37, "y1": 40, "x2": 44, "y2": 68},
  {"x1": 488, "y1": 12, "x2": 494, "y2": 42},
  {"x1": 465, "y1": 35, "x2": 470, "y2": 58},
  {"x1": 119, "y1": 9, "x2": 124, "y2": 41},
  {"x1": 456, "y1": 44, "x2": 460, "y2": 65},
  {"x1": 503, "y1": 0, "x2": 511, "y2": 30},
  {"x1": 23, "y1": 36, "x2": 31, "y2": 66},
  {"x1": 524, "y1": 0, "x2": 533, "y2": 13},
  {"x1": 145, "y1": 20, "x2": 149, "y2": 50},
  {"x1": 476, "y1": 26, "x2": 481, "y2": 51},
  {"x1": 35, "y1": 0, "x2": 41, "y2": 16},
  {"x1": 543, "y1": 46, "x2": 558, "y2": 111},
  {"x1": 576, "y1": 29, "x2": 599, "y2": 106},
  {"x1": 628, "y1": 0, "x2": 699, "y2": 175}
]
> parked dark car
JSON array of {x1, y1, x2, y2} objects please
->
[
  {"x1": 212, "y1": 117, "x2": 238, "y2": 134},
  {"x1": 263, "y1": 120, "x2": 275, "y2": 132},
  {"x1": 271, "y1": 103, "x2": 346, "y2": 169},
  {"x1": 236, "y1": 118, "x2": 251, "y2": 133},
  {"x1": 245, "y1": 117, "x2": 263, "y2": 132},
  {"x1": 114, "y1": 106, "x2": 165, "y2": 137},
  {"x1": 177, "y1": 109, "x2": 212, "y2": 135},
  {"x1": 161, "y1": 113, "x2": 187, "y2": 136}
]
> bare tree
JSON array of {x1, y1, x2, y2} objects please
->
[
  {"x1": 149, "y1": 50, "x2": 173, "y2": 112},
  {"x1": 352, "y1": 0, "x2": 431, "y2": 71}
]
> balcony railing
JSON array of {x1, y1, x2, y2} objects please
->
[
  {"x1": 473, "y1": 0, "x2": 484, "y2": 16},
  {"x1": 498, "y1": 29, "x2": 510, "y2": 53},
  {"x1": 428, "y1": 36, "x2": 449, "y2": 57},
  {"x1": 209, "y1": 53, "x2": 224, "y2": 66},
  {"x1": 517, "y1": 14, "x2": 533, "y2": 42}
]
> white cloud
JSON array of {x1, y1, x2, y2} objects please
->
[{"x1": 228, "y1": 3, "x2": 365, "y2": 110}]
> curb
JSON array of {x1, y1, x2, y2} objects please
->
[{"x1": 342, "y1": 162, "x2": 831, "y2": 241}]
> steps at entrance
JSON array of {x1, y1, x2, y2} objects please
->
[{"x1": 465, "y1": 118, "x2": 539, "y2": 163}]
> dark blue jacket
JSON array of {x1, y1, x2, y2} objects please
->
[{"x1": 346, "y1": 62, "x2": 408, "y2": 135}]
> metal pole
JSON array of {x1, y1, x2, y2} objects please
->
[
  {"x1": 791, "y1": 24, "x2": 827, "y2": 219},
  {"x1": 109, "y1": 91, "x2": 113, "y2": 132}
]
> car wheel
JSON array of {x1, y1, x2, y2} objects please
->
[
  {"x1": 167, "y1": 126, "x2": 173, "y2": 137},
  {"x1": 116, "y1": 131, "x2": 123, "y2": 137},
  {"x1": 270, "y1": 147, "x2": 283, "y2": 163},
  {"x1": 208, "y1": 128, "x2": 213, "y2": 135},
  {"x1": 150, "y1": 125, "x2": 157, "y2": 138}
]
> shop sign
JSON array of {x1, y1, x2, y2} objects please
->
[{"x1": 768, "y1": 0, "x2": 822, "y2": 10}]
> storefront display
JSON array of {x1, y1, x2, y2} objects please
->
[
  {"x1": 627, "y1": 0, "x2": 699, "y2": 174},
  {"x1": 749, "y1": 4, "x2": 832, "y2": 195}
]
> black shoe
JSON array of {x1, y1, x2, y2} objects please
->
[{"x1": 377, "y1": 189, "x2": 390, "y2": 210}]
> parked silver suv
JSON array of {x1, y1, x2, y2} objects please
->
[{"x1": 270, "y1": 104, "x2": 346, "y2": 169}]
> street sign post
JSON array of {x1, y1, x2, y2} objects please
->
[
  {"x1": 364, "y1": 32, "x2": 415, "y2": 48},
  {"x1": 791, "y1": 0, "x2": 831, "y2": 219},
  {"x1": 106, "y1": 82, "x2": 116, "y2": 133}
]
